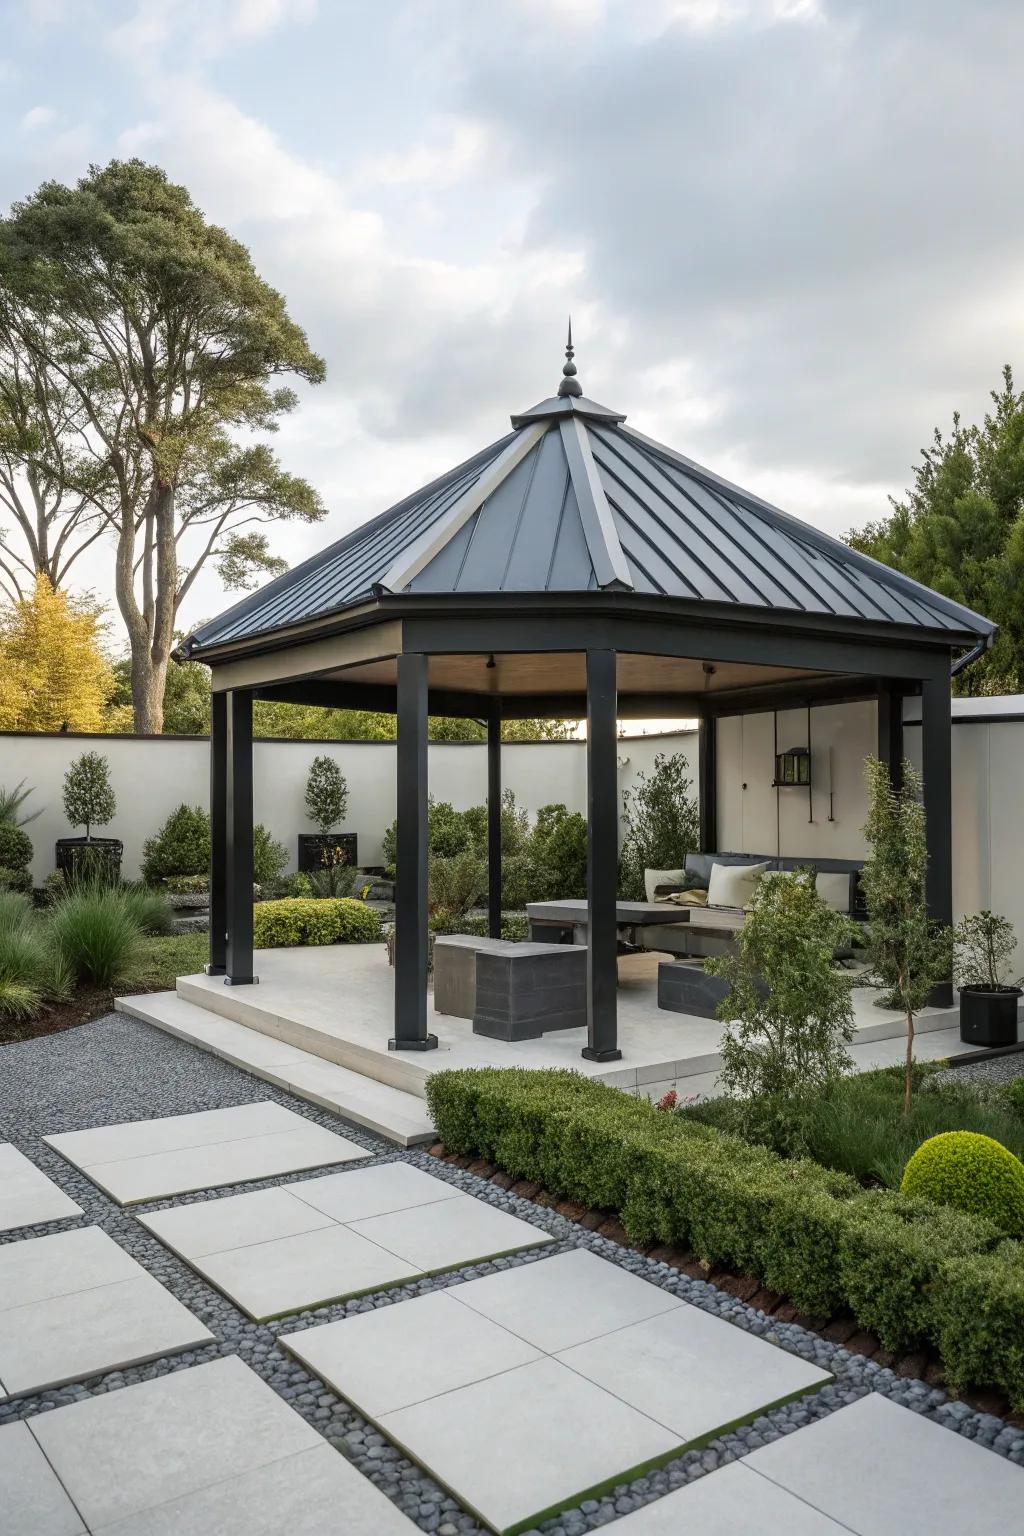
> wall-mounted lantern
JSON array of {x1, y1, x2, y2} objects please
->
[{"x1": 773, "y1": 745, "x2": 811, "y2": 788}]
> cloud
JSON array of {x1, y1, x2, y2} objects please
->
[
  {"x1": 19, "y1": 105, "x2": 57, "y2": 132},
  {"x1": 108, "y1": 0, "x2": 316, "y2": 59},
  {"x1": 452, "y1": 0, "x2": 1024, "y2": 513},
  {"x1": 7, "y1": 0, "x2": 1024, "y2": 631}
]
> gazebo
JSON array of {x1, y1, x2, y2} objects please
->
[{"x1": 181, "y1": 339, "x2": 995, "y2": 1061}]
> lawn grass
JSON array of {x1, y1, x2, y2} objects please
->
[
  {"x1": 119, "y1": 932, "x2": 208, "y2": 992},
  {"x1": 681, "y1": 1064, "x2": 1024, "y2": 1189}
]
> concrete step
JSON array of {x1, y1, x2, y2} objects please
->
[
  {"x1": 114, "y1": 992, "x2": 435, "y2": 1148},
  {"x1": 174, "y1": 972, "x2": 431, "y2": 1099}
]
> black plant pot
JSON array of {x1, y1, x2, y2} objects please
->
[
  {"x1": 297, "y1": 832, "x2": 358, "y2": 874},
  {"x1": 55, "y1": 836, "x2": 123, "y2": 884},
  {"x1": 958, "y1": 985, "x2": 1022, "y2": 1048}
]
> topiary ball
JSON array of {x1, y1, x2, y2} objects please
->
[
  {"x1": 0, "y1": 821, "x2": 32, "y2": 873},
  {"x1": 901, "y1": 1130, "x2": 1024, "y2": 1236}
]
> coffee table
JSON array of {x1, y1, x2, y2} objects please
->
[{"x1": 526, "y1": 899, "x2": 689, "y2": 947}]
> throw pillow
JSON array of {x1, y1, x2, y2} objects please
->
[
  {"x1": 707, "y1": 860, "x2": 771, "y2": 910},
  {"x1": 644, "y1": 867, "x2": 685, "y2": 903},
  {"x1": 815, "y1": 871, "x2": 853, "y2": 913}
]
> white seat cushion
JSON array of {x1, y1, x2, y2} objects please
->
[{"x1": 706, "y1": 861, "x2": 770, "y2": 910}]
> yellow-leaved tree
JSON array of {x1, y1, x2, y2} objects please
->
[{"x1": 0, "y1": 575, "x2": 115, "y2": 732}]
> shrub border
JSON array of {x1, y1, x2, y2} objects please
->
[{"x1": 425, "y1": 1067, "x2": 1024, "y2": 1410}]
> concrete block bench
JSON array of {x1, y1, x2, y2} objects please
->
[
  {"x1": 657, "y1": 959, "x2": 767, "y2": 1019},
  {"x1": 474, "y1": 943, "x2": 588, "y2": 1043},
  {"x1": 433, "y1": 935, "x2": 520, "y2": 1019}
]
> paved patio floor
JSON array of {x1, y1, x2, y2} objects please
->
[{"x1": 174, "y1": 944, "x2": 973, "y2": 1103}]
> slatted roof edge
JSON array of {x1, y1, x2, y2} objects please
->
[
  {"x1": 186, "y1": 429, "x2": 516, "y2": 651},
  {"x1": 620, "y1": 424, "x2": 995, "y2": 638}
]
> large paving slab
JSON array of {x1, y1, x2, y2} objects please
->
[
  {"x1": 746, "y1": 1392, "x2": 1024, "y2": 1535},
  {"x1": 45, "y1": 1101, "x2": 367, "y2": 1203},
  {"x1": 0, "y1": 1226, "x2": 213, "y2": 1399},
  {"x1": 140, "y1": 1162, "x2": 550, "y2": 1321},
  {"x1": 284, "y1": 1248, "x2": 831, "y2": 1534},
  {"x1": 610, "y1": 1461, "x2": 849, "y2": 1533},
  {"x1": 349, "y1": 1194, "x2": 549, "y2": 1272},
  {"x1": 195, "y1": 1222, "x2": 421, "y2": 1320},
  {"x1": 12, "y1": 1355, "x2": 417, "y2": 1534},
  {"x1": 0, "y1": 1143, "x2": 82, "y2": 1233},
  {"x1": 558, "y1": 1301, "x2": 827, "y2": 1439},
  {"x1": 449, "y1": 1246, "x2": 684, "y2": 1352},
  {"x1": 285, "y1": 1289, "x2": 542, "y2": 1419},
  {"x1": 381, "y1": 1355, "x2": 680, "y2": 1535},
  {"x1": 0, "y1": 1421, "x2": 85, "y2": 1536}
]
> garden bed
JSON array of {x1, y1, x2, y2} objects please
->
[
  {"x1": 0, "y1": 932, "x2": 208, "y2": 1045},
  {"x1": 678, "y1": 1064, "x2": 1024, "y2": 1188},
  {"x1": 425, "y1": 1067, "x2": 1024, "y2": 1412}
]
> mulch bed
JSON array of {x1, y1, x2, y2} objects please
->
[
  {"x1": 427, "y1": 1143, "x2": 1023, "y2": 1427},
  {"x1": 0, "y1": 983, "x2": 166, "y2": 1046}
]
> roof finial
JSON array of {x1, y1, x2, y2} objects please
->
[{"x1": 557, "y1": 316, "x2": 582, "y2": 398}]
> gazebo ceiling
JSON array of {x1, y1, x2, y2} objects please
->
[
  {"x1": 314, "y1": 651, "x2": 825, "y2": 700},
  {"x1": 184, "y1": 337, "x2": 995, "y2": 663}
]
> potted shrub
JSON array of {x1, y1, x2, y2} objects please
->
[
  {"x1": 954, "y1": 910, "x2": 1023, "y2": 1048},
  {"x1": 298, "y1": 755, "x2": 356, "y2": 872},
  {"x1": 56, "y1": 751, "x2": 121, "y2": 883}
]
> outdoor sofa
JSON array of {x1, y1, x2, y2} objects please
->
[{"x1": 640, "y1": 852, "x2": 865, "y2": 1018}]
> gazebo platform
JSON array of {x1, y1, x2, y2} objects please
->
[{"x1": 117, "y1": 948, "x2": 972, "y2": 1145}]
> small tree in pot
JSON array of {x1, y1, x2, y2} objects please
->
[
  {"x1": 954, "y1": 911, "x2": 1023, "y2": 1048},
  {"x1": 299, "y1": 755, "x2": 355, "y2": 872},
  {"x1": 58, "y1": 751, "x2": 121, "y2": 882}
]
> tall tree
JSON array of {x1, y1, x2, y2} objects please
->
[
  {"x1": 0, "y1": 573, "x2": 114, "y2": 732},
  {"x1": 848, "y1": 366, "x2": 1024, "y2": 693},
  {"x1": 0, "y1": 160, "x2": 326, "y2": 732}
]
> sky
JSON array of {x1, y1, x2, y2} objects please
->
[{"x1": 1, "y1": 0, "x2": 1023, "y2": 646}]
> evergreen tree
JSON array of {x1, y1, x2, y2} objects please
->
[
  {"x1": 848, "y1": 366, "x2": 1024, "y2": 693},
  {"x1": 0, "y1": 160, "x2": 326, "y2": 732}
]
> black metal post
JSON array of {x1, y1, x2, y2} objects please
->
[
  {"x1": 390, "y1": 652, "x2": 437, "y2": 1051},
  {"x1": 487, "y1": 701, "x2": 502, "y2": 939},
  {"x1": 877, "y1": 684, "x2": 904, "y2": 792},
  {"x1": 921, "y1": 669, "x2": 953, "y2": 1007},
  {"x1": 583, "y1": 649, "x2": 622, "y2": 1062},
  {"x1": 206, "y1": 689, "x2": 227, "y2": 976},
  {"x1": 698, "y1": 716, "x2": 717, "y2": 854},
  {"x1": 224, "y1": 689, "x2": 257, "y2": 986}
]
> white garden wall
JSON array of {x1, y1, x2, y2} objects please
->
[
  {"x1": 4, "y1": 702, "x2": 1023, "y2": 944},
  {"x1": 715, "y1": 695, "x2": 1024, "y2": 940},
  {"x1": 0, "y1": 728, "x2": 696, "y2": 884}
]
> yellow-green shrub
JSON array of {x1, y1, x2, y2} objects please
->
[
  {"x1": 252, "y1": 897, "x2": 381, "y2": 948},
  {"x1": 901, "y1": 1130, "x2": 1024, "y2": 1236}
]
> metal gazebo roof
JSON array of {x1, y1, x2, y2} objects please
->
[{"x1": 185, "y1": 341, "x2": 995, "y2": 658}]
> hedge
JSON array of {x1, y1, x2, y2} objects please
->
[
  {"x1": 252, "y1": 897, "x2": 381, "y2": 948},
  {"x1": 425, "y1": 1068, "x2": 1024, "y2": 1406}
]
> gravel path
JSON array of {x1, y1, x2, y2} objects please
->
[
  {"x1": 1, "y1": 1014, "x2": 1021, "y2": 1536},
  {"x1": 942, "y1": 1049, "x2": 1024, "y2": 1088}
]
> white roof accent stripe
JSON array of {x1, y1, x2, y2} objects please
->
[
  {"x1": 377, "y1": 422, "x2": 549, "y2": 594},
  {"x1": 559, "y1": 415, "x2": 634, "y2": 590}
]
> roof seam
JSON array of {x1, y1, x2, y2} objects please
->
[{"x1": 591, "y1": 429, "x2": 771, "y2": 606}]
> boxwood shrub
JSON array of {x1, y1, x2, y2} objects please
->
[
  {"x1": 425, "y1": 1068, "x2": 1024, "y2": 1405},
  {"x1": 252, "y1": 897, "x2": 381, "y2": 948}
]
